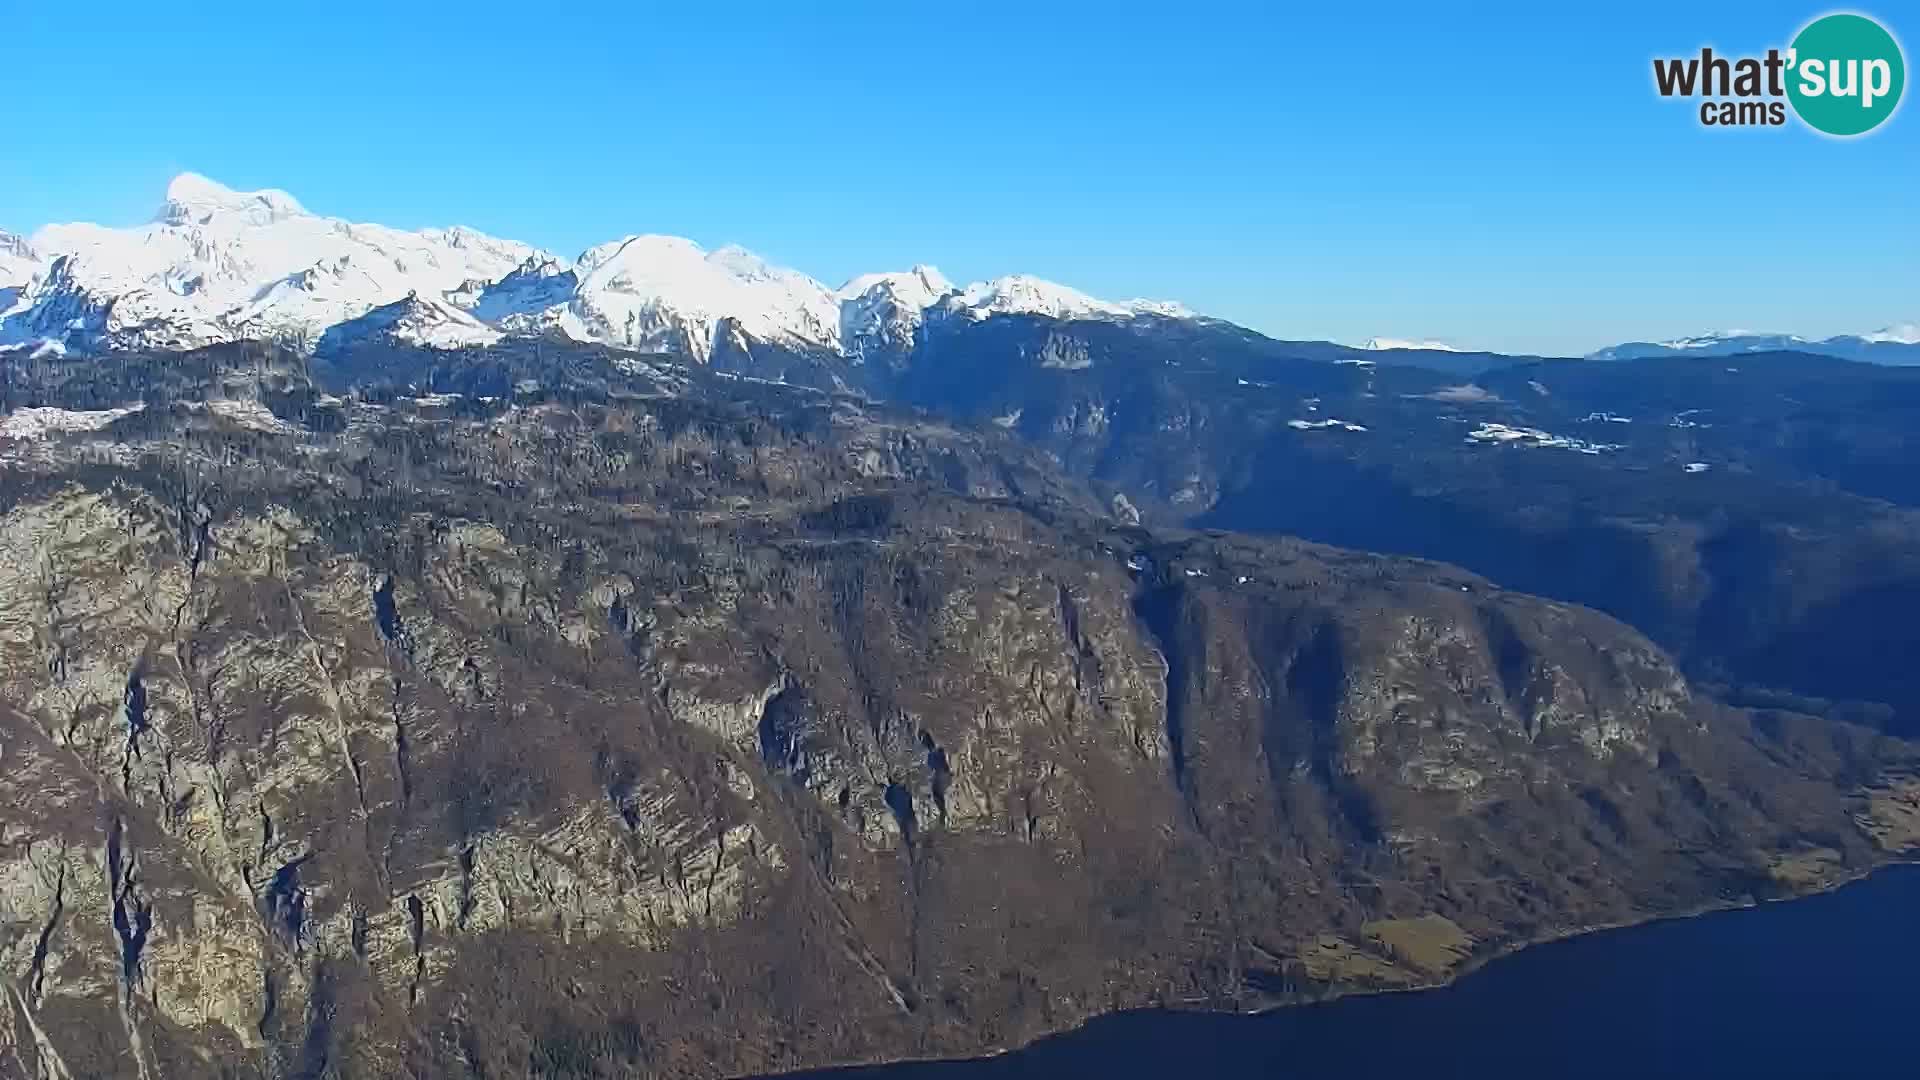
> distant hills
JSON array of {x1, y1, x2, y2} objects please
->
[{"x1": 1587, "y1": 326, "x2": 1920, "y2": 364}]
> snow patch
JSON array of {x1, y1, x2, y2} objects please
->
[
  {"x1": 1467, "y1": 422, "x2": 1620, "y2": 454},
  {"x1": 207, "y1": 399, "x2": 295, "y2": 434},
  {"x1": 0, "y1": 403, "x2": 144, "y2": 440},
  {"x1": 1425, "y1": 385, "x2": 1500, "y2": 403}
]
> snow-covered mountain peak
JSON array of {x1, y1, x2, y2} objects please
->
[
  {"x1": 156, "y1": 172, "x2": 308, "y2": 226},
  {"x1": 563, "y1": 234, "x2": 840, "y2": 358},
  {"x1": 836, "y1": 266, "x2": 959, "y2": 362},
  {"x1": 575, "y1": 234, "x2": 710, "y2": 277},
  {"x1": 942, "y1": 275, "x2": 1132, "y2": 321},
  {"x1": 5, "y1": 174, "x2": 543, "y2": 352},
  {"x1": 1122, "y1": 298, "x2": 1195, "y2": 319},
  {"x1": 708, "y1": 244, "x2": 789, "y2": 282},
  {"x1": 1360, "y1": 337, "x2": 1463, "y2": 352},
  {"x1": 838, "y1": 265, "x2": 954, "y2": 303},
  {"x1": 317, "y1": 291, "x2": 502, "y2": 354},
  {"x1": 1862, "y1": 323, "x2": 1920, "y2": 346},
  {"x1": 929, "y1": 273, "x2": 1188, "y2": 324},
  {"x1": 1656, "y1": 329, "x2": 1801, "y2": 350},
  {"x1": 576, "y1": 236, "x2": 785, "y2": 299},
  {"x1": 909, "y1": 264, "x2": 951, "y2": 288},
  {"x1": 904, "y1": 264, "x2": 953, "y2": 296}
]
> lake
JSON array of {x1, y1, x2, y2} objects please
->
[{"x1": 787, "y1": 864, "x2": 1920, "y2": 1078}]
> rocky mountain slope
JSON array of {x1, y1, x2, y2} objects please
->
[
  {"x1": 828, "y1": 313, "x2": 1920, "y2": 740},
  {"x1": 1, "y1": 343, "x2": 1915, "y2": 1078}
]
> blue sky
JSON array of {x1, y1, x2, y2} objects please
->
[{"x1": 3, "y1": 0, "x2": 1914, "y2": 355}]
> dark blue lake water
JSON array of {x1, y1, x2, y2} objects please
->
[{"x1": 798, "y1": 864, "x2": 1920, "y2": 1079}]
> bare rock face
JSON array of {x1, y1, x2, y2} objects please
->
[
  {"x1": 0, "y1": 477, "x2": 1179, "y2": 1076},
  {"x1": 0, "y1": 348, "x2": 1910, "y2": 1077}
]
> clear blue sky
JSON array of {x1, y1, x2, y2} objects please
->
[{"x1": 4, "y1": 0, "x2": 1914, "y2": 355}]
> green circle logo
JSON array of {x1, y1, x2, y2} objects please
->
[{"x1": 1787, "y1": 13, "x2": 1906, "y2": 136}]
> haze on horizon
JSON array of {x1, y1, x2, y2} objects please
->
[{"x1": 4, "y1": 0, "x2": 1915, "y2": 356}]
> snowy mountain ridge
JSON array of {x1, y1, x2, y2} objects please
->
[
  {"x1": 0, "y1": 174, "x2": 1192, "y2": 361},
  {"x1": 1358, "y1": 337, "x2": 1463, "y2": 353},
  {"x1": 5, "y1": 174, "x2": 543, "y2": 353},
  {"x1": 1588, "y1": 326, "x2": 1920, "y2": 363},
  {"x1": 1862, "y1": 323, "x2": 1920, "y2": 345}
]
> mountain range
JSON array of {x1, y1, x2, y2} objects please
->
[
  {"x1": 8, "y1": 176, "x2": 1920, "y2": 1079},
  {"x1": 0, "y1": 175, "x2": 1188, "y2": 363},
  {"x1": 3, "y1": 174, "x2": 1912, "y2": 366},
  {"x1": 1586, "y1": 326, "x2": 1920, "y2": 364}
]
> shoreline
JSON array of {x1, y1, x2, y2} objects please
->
[
  {"x1": 758, "y1": 856, "x2": 1919, "y2": 1077},
  {"x1": 1241, "y1": 854, "x2": 1919, "y2": 1018}
]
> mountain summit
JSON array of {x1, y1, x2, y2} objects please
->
[
  {"x1": 154, "y1": 172, "x2": 308, "y2": 225},
  {"x1": 8, "y1": 174, "x2": 539, "y2": 352}
]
